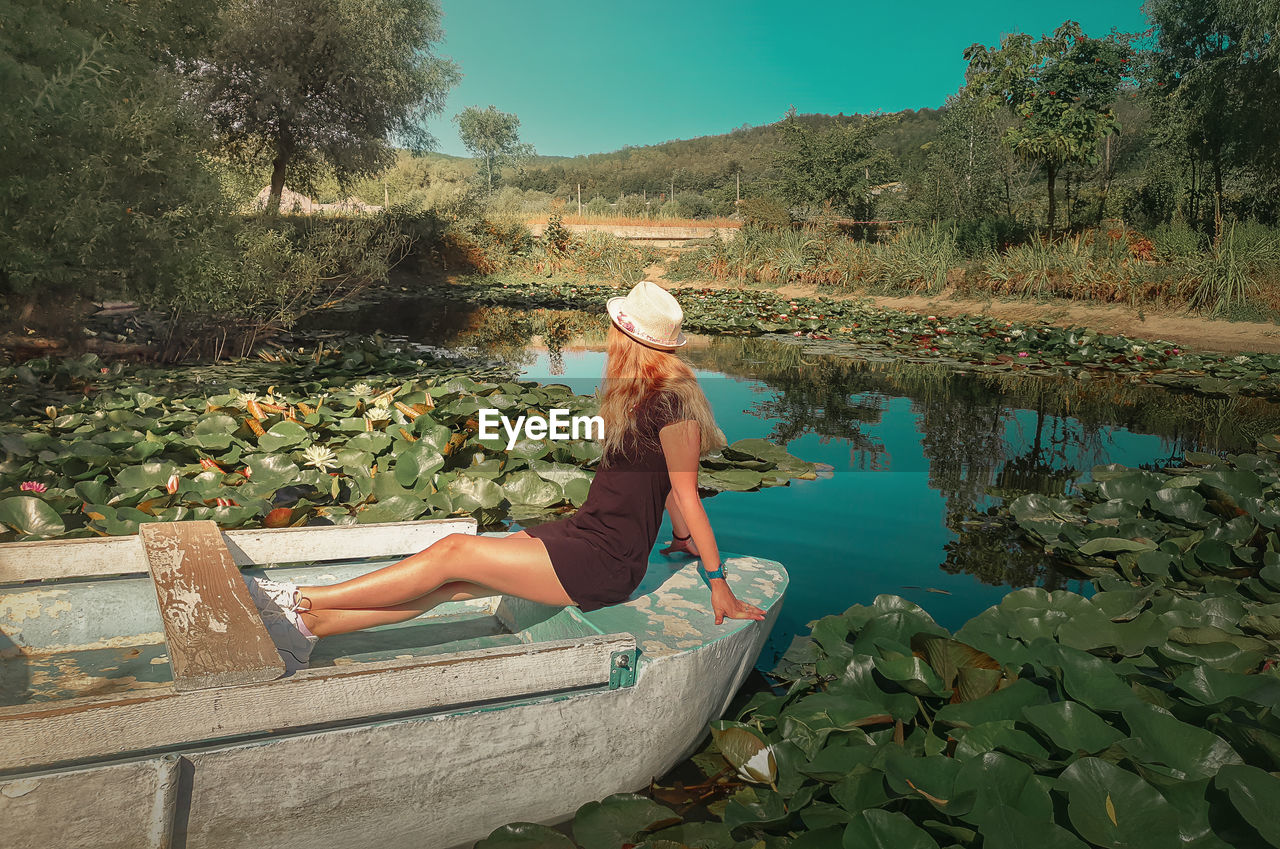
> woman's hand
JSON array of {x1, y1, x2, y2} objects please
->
[
  {"x1": 711, "y1": 581, "x2": 765, "y2": 625},
  {"x1": 660, "y1": 535, "x2": 700, "y2": 557}
]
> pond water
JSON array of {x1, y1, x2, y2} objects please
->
[{"x1": 310, "y1": 297, "x2": 1280, "y2": 666}]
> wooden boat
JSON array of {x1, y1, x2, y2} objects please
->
[{"x1": 0, "y1": 518, "x2": 788, "y2": 849}]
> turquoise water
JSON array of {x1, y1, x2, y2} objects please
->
[{"x1": 510, "y1": 341, "x2": 1278, "y2": 666}]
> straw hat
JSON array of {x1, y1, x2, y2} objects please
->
[{"x1": 606, "y1": 281, "x2": 688, "y2": 350}]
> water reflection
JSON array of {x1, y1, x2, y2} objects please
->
[{"x1": 306, "y1": 298, "x2": 1280, "y2": 649}]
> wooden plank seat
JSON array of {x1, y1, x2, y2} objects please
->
[{"x1": 139, "y1": 521, "x2": 284, "y2": 691}]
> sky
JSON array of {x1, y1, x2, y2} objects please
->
[{"x1": 430, "y1": 1, "x2": 1151, "y2": 159}]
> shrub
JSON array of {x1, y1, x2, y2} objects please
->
[
  {"x1": 738, "y1": 196, "x2": 792, "y2": 230},
  {"x1": 615, "y1": 193, "x2": 648, "y2": 218},
  {"x1": 584, "y1": 195, "x2": 612, "y2": 216},
  {"x1": 1148, "y1": 221, "x2": 1206, "y2": 258},
  {"x1": 951, "y1": 216, "x2": 1031, "y2": 256}
]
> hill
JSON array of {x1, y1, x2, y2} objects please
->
[{"x1": 509, "y1": 108, "x2": 944, "y2": 207}]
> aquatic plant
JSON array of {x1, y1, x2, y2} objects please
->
[
  {"x1": 0, "y1": 343, "x2": 816, "y2": 541},
  {"x1": 435, "y1": 277, "x2": 1280, "y2": 400}
]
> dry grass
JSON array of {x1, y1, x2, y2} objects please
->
[{"x1": 525, "y1": 214, "x2": 741, "y2": 229}]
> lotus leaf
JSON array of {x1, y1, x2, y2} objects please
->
[
  {"x1": 840, "y1": 809, "x2": 940, "y2": 849},
  {"x1": 0, "y1": 496, "x2": 65, "y2": 538},
  {"x1": 258, "y1": 421, "x2": 310, "y2": 452},
  {"x1": 474, "y1": 823, "x2": 577, "y2": 849},
  {"x1": 1056, "y1": 758, "x2": 1184, "y2": 849},
  {"x1": 502, "y1": 470, "x2": 563, "y2": 508},
  {"x1": 571, "y1": 794, "x2": 680, "y2": 849}
]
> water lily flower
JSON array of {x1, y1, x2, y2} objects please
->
[
  {"x1": 303, "y1": 445, "x2": 338, "y2": 472},
  {"x1": 1018, "y1": 352, "x2": 1029, "y2": 358},
  {"x1": 364, "y1": 407, "x2": 391, "y2": 424},
  {"x1": 1011, "y1": 329, "x2": 1025, "y2": 337},
  {"x1": 166, "y1": 474, "x2": 180, "y2": 494},
  {"x1": 45, "y1": 406, "x2": 58, "y2": 419},
  {"x1": 1132, "y1": 345, "x2": 1145, "y2": 354},
  {"x1": 1233, "y1": 355, "x2": 1250, "y2": 364},
  {"x1": 19, "y1": 481, "x2": 46, "y2": 493},
  {"x1": 349, "y1": 383, "x2": 374, "y2": 397},
  {"x1": 231, "y1": 390, "x2": 259, "y2": 409}
]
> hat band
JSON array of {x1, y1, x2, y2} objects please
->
[{"x1": 615, "y1": 310, "x2": 678, "y2": 347}]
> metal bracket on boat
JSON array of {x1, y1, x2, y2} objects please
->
[{"x1": 608, "y1": 649, "x2": 638, "y2": 689}]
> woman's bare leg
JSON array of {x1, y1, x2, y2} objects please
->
[
  {"x1": 303, "y1": 580, "x2": 492, "y2": 638},
  {"x1": 297, "y1": 531, "x2": 571, "y2": 613}
]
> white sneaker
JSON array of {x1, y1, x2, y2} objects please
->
[
  {"x1": 243, "y1": 575, "x2": 300, "y2": 614},
  {"x1": 260, "y1": 606, "x2": 318, "y2": 674}
]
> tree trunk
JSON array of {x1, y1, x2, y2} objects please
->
[
  {"x1": 268, "y1": 146, "x2": 290, "y2": 215},
  {"x1": 1046, "y1": 162, "x2": 1058, "y2": 234},
  {"x1": 1212, "y1": 146, "x2": 1224, "y2": 245}
]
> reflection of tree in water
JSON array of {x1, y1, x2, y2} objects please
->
[
  {"x1": 451, "y1": 307, "x2": 608, "y2": 373},
  {"x1": 686, "y1": 335, "x2": 1280, "y2": 588}
]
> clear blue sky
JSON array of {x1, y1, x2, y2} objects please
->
[{"x1": 431, "y1": 1, "x2": 1150, "y2": 159}]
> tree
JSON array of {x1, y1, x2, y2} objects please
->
[
  {"x1": 454, "y1": 105, "x2": 535, "y2": 191},
  {"x1": 0, "y1": 0, "x2": 231, "y2": 304},
  {"x1": 188, "y1": 0, "x2": 460, "y2": 213},
  {"x1": 1143, "y1": 0, "x2": 1280, "y2": 234},
  {"x1": 964, "y1": 22, "x2": 1129, "y2": 232},
  {"x1": 772, "y1": 108, "x2": 896, "y2": 218}
]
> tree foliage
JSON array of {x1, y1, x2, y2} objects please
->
[
  {"x1": 454, "y1": 105, "x2": 535, "y2": 192},
  {"x1": 772, "y1": 108, "x2": 897, "y2": 218},
  {"x1": 1143, "y1": 0, "x2": 1280, "y2": 231},
  {"x1": 186, "y1": 0, "x2": 459, "y2": 212},
  {"x1": 0, "y1": 0, "x2": 231, "y2": 302},
  {"x1": 964, "y1": 21, "x2": 1130, "y2": 231}
]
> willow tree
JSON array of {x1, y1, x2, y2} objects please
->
[
  {"x1": 964, "y1": 22, "x2": 1128, "y2": 232},
  {"x1": 188, "y1": 0, "x2": 459, "y2": 212}
]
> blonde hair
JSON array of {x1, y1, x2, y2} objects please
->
[{"x1": 598, "y1": 325, "x2": 726, "y2": 464}]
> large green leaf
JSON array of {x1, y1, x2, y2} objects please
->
[
  {"x1": 1022, "y1": 701, "x2": 1125, "y2": 754},
  {"x1": 1118, "y1": 702, "x2": 1242, "y2": 780},
  {"x1": 356, "y1": 495, "x2": 427, "y2": 524},
  {"x1": 841, "y1": 809, "x2": 939, "y2": 849},
  {"x1": 0, "y1": 496, "x2": 65, "y2": 538},
  {"x1": 114, "y1": 461, "x2": 178, "y2": 490},
  {"x1": 258, "y1": 420, "x2": 310, "y2": 452},
  {"x1": 393, "y1": 442, "x2": 445, "y2": 489},
  {"x1": 571, "y1": 794, "x2": 680, "y2": 849},
  {"x1": 1056, "y1": 757, "x2": 1184, "y2": 848},
  {"x1": 502, "y1": 469, "x2": 563, "y2": 508},
  {"x1": 474, "y1": 824, "x2": 576, "y2": 849},
  {"x1": 1215, "y1": 764, "x2": 1280, "y2": 846},
  {"x1": 448, "y1": 474, "x2": 504, "y2": 511},
  {"x1": 709, "y1": 721, "x2": 775, "y2": 785}
]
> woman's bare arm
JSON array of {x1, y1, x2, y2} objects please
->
[
  {"x1": 662, "y1": 491, "x2": 699, "y2": 555},
  {"x1": 659, "y1": 420, "x2": 764, "y2": 624}
]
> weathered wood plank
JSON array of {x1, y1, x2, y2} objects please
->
[
  {"x1": 140, "y1": 521, "x2": 284, "y2": 691},
  {"x1": 0, "y1": 754, "x2": 181, "y2": 849},
  {"x1": 0, "y1": 633, "x2": 634, "y2": 772},
  {"x1": 0, "y1": 517, "x2": 478, "y2": 583}
]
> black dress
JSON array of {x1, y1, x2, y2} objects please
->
[{"x1": 524, "y1": 390, "x2": 685, "y2": 611}]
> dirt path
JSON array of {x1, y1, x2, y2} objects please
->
[{"x1": 642, "y1": 254, "x2": 1280, "y2": 355}]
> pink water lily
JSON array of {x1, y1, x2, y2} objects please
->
[
  {"x1": 1018, "y1": 352, "x2": 1030, "y2": 358},
  {"x1": 19, "y1": 481, "x2": 47, "y2": 493}
]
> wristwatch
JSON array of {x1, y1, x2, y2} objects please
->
[{"x1": 701, "y1": 564, "x2": 727, "y2": 582}]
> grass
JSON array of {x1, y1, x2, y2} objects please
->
[
  {"x1": 525, "y1": 214, "x2": 741, "y2": 229},
  {"x1": 668, "y1": 223, "x2": 1280, "y2": 318}
]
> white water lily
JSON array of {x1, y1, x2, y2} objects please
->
[
  {"x1": 1132, "y1": 345, "x2": 1145, "y2": 353},
  {"x1": 736, "y1": 744, "x2": 778, "y2": 785},
  {"x1": 1011, "y1": 329, "x2": 1025, "y2": 337},
  {"x1": 364, "y1": 407, "x2": 391, "y2": 423},
  {"x1": 230, "y1": 389, "x2": 259, "y2": 409},
  {"x1": 303, "y1": 445, "x2": 338, "y2": 472},
  {"x1": 1234, "y1": 355, "x2": 1250, "y2": 364},
  {"x1": 349, "y1": 383, "x2": 374, "y2": 397}
]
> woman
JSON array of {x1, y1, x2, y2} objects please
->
[{"x1": 248, "y1": 281, "x2": 765, "y2": 672}]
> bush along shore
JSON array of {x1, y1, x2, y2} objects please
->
[
  {"x1": 476, "y1": 440, "x2": 1280, "y2": 849},
  {"x1": 430, "y1": 277, "x2": 1280, "y2": 400},
  {"x1": 0, "y1": 340, "x2": 818, "y2": 542}
]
